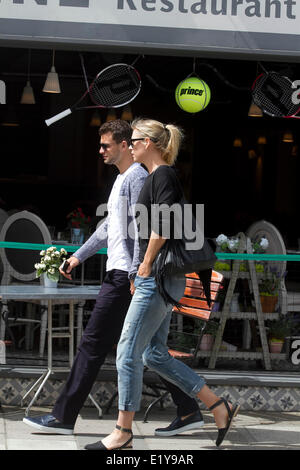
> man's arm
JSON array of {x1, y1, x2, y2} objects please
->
[
  {"x1": 72, "y1": 218, "x2": 108, "y2": 264},
  {"x1": 126, "y1": 170, "x2": 148, "y2": 280},
  {"x1": 59, "y1": 219, "x2": 108, "y2": 280}
]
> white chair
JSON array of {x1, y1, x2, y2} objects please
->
[
  {"x1": 0, "y1": 211, "x2": 52, "y2": 356},
  {"x1": 0, "y1": 211, "x2": 87, "y2": 358},
  {"x1": 246, "y1": 220, "x2": 288, "y2": 315}
]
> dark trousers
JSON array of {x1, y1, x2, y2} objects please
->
[{"x1": 53, "y1": 269, "x2": 199, "y2": 425}]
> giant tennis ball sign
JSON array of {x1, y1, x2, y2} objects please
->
[{"x1": 175, "y1": 77, "x2": 211, "y2": 113}]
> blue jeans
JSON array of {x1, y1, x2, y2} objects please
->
[{"x1": 116, "y1": 274, "x2": 206, "y2": 412}]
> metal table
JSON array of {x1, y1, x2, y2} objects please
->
[{"x1": 0, "y1": 285, "x2": 100, "y2": 415}]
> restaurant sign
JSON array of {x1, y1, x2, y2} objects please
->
[{"x1": 0, "y1": 1, "x2": 300, "y2": 59}]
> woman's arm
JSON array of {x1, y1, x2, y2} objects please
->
[
  {"x1": 138, "y1": 231, "x2": 166, "y2": 277},
  {"x1": 138, "y1": 167, "x2": 181, "y2": 278}
]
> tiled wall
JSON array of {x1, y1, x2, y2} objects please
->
[{"x1": 1, "y1": 377, "x2": 300, "y2": 412}]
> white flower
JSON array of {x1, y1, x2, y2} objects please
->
[
  {"x1": 35, "y1": 245, "x2": 66, "y2": 278},
  {"x1": 216, "y1": 234, "x2": 228, "y2": 246},
  {"x1": 228, "y1": 238, "x2": 239, "y2": 252},
  {"x1": 260, "y1": 237, "x2": 269, "y2": 250}
]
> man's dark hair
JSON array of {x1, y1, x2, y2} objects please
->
[{"x1": 99, "y1": 119, "x2": 131, "y2": 145}]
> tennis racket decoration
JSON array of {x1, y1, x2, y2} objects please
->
[
  {"x1": 252, "y1": 70, "x2": 300, "y2": 119},
  {"x1": 45, "y1": 63, "x2": 141, "y2": 126}
]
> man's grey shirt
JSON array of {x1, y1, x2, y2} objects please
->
[{"x1": 73, "y1": 163, "x2": 148, "y2": 279}]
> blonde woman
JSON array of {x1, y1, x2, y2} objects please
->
[{"x1": 85, "y1": 118, "x2": 240, "y2": 450}]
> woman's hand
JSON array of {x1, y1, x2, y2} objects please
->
[{"x1": 137, "y1": 261, "x2": 152, "y2": 278}]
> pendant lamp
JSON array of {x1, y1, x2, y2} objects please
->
[{"x1": 43, "y1": 50, "x2": 61, "y2": 93}]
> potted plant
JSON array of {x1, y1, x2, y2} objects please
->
[
  {"x1": 200, "y1": 321, "x2": 219, "y2": 351},
  {"x1": 67, "y1": 207, "x2": 91, "y2": 244},
  {"x1": 252, "y1": 236, "x2": 269, "y2": 273},
  {"x1": 35, "y1": 246, "x2": 68, "y2": 286},
  {"x1": 267, "y1": 315, "x2": 291, "y2": 353},
  {"x1": 214, "y1": 234, "x2": 239, "y2": 271},
  {"x1": 259, "y1": 266, "x2": 283, "y2": 313}
]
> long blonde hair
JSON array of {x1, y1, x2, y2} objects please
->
[{"x1": 131, "y1": 118, "x2": 183, "y2": 165}]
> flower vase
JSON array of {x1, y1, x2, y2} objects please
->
[
  {"x1": 200, "y1": 334, "x2": 214, "y2": 351},
  {"x1": 260, "y1": 295, "x2": 278, "y2": 313},
  {"x1": 43, "y1": 274, "x2": 58, "y2": 288},
  {"x1": 71, "y1": 227, "x2": 85, "y2": 245},
  {"x1": 269, "y1": 340, "x2": 284, "y2": 353}
]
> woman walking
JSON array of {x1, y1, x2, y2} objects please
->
[{"x1": 85, "y1": 118, "x2": 240, "y2": 450}]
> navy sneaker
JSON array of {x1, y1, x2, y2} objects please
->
[
  {"x1": 23, "y1": 414, "x2": 74, "y2": 435},
  {"x1": 155, "y1": 410, "x2": 204, "y2": 437}
]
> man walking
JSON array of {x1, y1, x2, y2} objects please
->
[{"x1": 23, "y1": 120, "x2": 203, "y2": 437}]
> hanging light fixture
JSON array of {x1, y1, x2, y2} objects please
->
[
  {"x1": 43, "y1": 50, "x2": 61, "y2": 93},
  {"x1": 257, "y1": 136, "x2": 267, "y2": 145},
  {"x1": 291, "y1": 145, "x2": 298, "y2": 156},
  {"x1": 248, "y1": 101, "x2": 263, "y2": 117},
  {"x1": 106, "y1": 108, "x2": 117, "y2": 122},
  {"x1": 90, "y1": 110, "x2": 101, "y2": 127},
  {"x1": 121, "y1": 104, "x2": 133, "y2": 121},
  {"x1": 233, "y1": 137, "x2": 242, "y2": 147},
  {"x1": 21, "y1": 49, "x2": 35, "y2": 104},
  {"x1": 248, "y1": 149, "x2": 257, "y2": 160},
  {"x1": 21, "y1": 81, "x2": 35, "y2": 104},
  {"x1": 282, "y1": 131, "x2": 294, "y2": 143}
]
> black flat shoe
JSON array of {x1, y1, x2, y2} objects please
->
[
  {"x1": 209, "y1": 397, "x2": 240, "y2": 447},
  {"x1": 85, "y1": 425, "x2": 133, "y2": 450}
]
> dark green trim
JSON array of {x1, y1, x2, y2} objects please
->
[
  {"x1": 1, "y1": 242, "x2": 299, "y2": 261},
  {"x1": 0, "y1": 241, "x2": 107, "y2": 255}
]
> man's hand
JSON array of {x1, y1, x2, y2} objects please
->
[
  {"x1": 59, "y1": 256, "x2": 80, "y2": 280},
  {"x1": 130, "y1": 279, "x2": 135, "y2": 295}
]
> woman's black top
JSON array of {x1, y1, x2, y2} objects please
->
[{"x1": 136, "y1": 165, "x2": 182, "y2": 263}]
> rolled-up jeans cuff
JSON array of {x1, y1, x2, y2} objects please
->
[
  {"x1": 190, "y1": 378, "x2": 206, "y2": 397},
  {"x1": 118, "y1": 404, "x2": 139, "y2": 412}
]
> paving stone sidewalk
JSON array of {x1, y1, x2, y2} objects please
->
[{"x1": 1, "y1": 404, "x2": 300, "y2": 451}]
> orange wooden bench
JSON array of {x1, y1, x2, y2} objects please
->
[{"x1": 168, "y1": 270, "x2": 223, "y2": 363}]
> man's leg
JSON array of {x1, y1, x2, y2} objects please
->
[
  {"x1": 23, "y1": 270, "x2": 132, "y2": 433},
  {"x1": 159, "y1": 376, "x2": 200, "y2": 416},
  {"x1": 154, "y1": 376, "x2": 204, "y2": 436}
]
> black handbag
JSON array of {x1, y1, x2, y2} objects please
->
[
  {"x1": 150, "y1": 171, "x2": 217, "y2": 307},
  {"x1": 152, "y1": 224, "x2": 217, "y2": 308}
]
